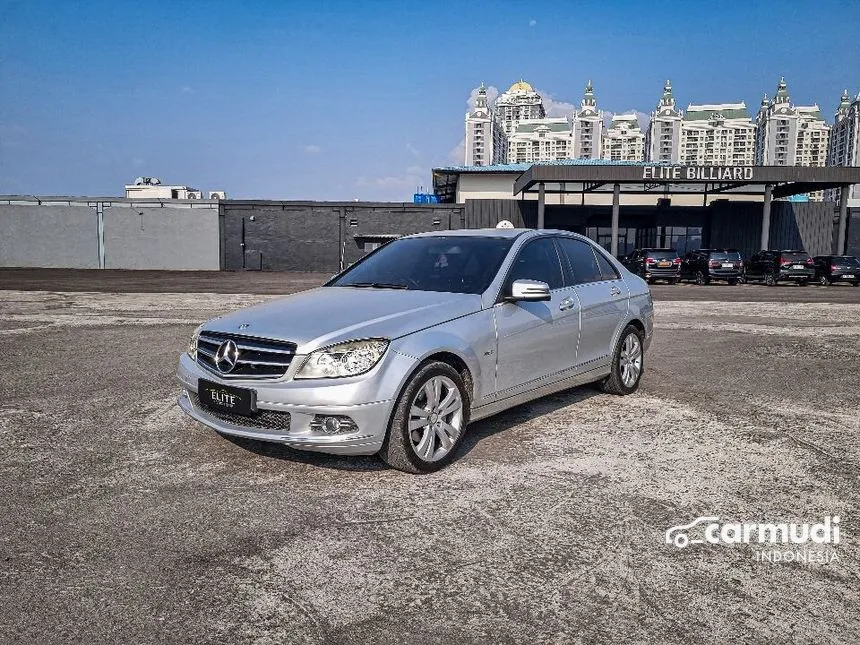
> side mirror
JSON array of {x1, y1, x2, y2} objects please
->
[{"x1": 508, "y1": 279, "x2": 551, "y2": 302}]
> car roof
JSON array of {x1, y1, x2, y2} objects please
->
[{"x1": 405, "y1": 228, "x2": 593, "y2": 241}]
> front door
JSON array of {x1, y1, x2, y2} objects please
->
[{"x1": 493, "y1": 238, "x2": 579, "y2": 396}]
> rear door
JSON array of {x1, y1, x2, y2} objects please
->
[
  {"x1": 493, "y1": 237, "x2": 579, "y2": 396},
  {"x1": 556, "y1": 237, "x2": 628, "y2": 371}
]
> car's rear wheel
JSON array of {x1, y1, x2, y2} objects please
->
[
  {"x1": 727, "y1": 278, "x2": 738, "y2": 286},
  {"x1": 379, "y1": 362, "x2": 469, "y2": 473},
  {"x1": 798, "y1": 279, "x2": 808, "y2": 287},
  {"x1": 819, "y1": 275, "x2": 830, "y2": 286},
  {"x1": 765, "y1": 272, "x2": 777, "y2": 286},
  {"x1": 601, "y1": 325, "x2": 644, "y2": 396},
  {"x1": 695, "y1": 271, "x2": 708, "y2": 285}
]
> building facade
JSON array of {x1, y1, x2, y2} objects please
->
[
  {"x1": 464, "y1": 84, "x2": 508, "y2": 166},
  {"x1": 507, "y1": 118, "x2": 575, "y2": 163},
  {"x1": 827, "y1": 89, "x2": 860, "y2": 201},
  {"x1": 645, "y1": 80, "x2": 682, "y2": 163},
  {"x1": 494, "y1": 80, "x2": 546, "y2": 137},
  {"x1": 755, "y1": 78, "x2": 830, "y2": 168},
  {"x1": 680, "y1": 103, "x2": 756, "y2": 166},
  {"x1": 573, "y1": 81, "x2": 603, "y2": 159},
  {"x1": 602, "y1": 113, "x2": 645, "y2": 161}
]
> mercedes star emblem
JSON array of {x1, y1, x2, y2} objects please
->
[{"x1": 214, "y1": 339, "x2": 239, "y2": 373}]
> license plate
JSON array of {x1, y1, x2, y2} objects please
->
[
  {"x1": 844, "y1": 274, "x2": 855, "y2": 279},
  {"x1": 722, "y1": 263, "x2": 733, "y2": 268},
  {"x1": 658, "y1": 261, "x2": 670, "y2": 267},
  {"x1": 198, "y1": 379, "x2": 256, "y2": 416},
  {"x1": 792, "y1": 264, "x2": 804, "y2": 269}
]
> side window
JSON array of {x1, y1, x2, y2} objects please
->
[
  {"x1": 505, "y1": 238, "x2": 564, "y2": 290},
  {"x1": 556, "y1": 238, "x2": 603, "y2": 286},
  {"x1": 594, "y1": 248, "x2": 620, "y2": 280}
]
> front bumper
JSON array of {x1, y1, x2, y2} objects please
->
[{"x1": 176, "y1": 351, "x2": 411, "y2": 456}]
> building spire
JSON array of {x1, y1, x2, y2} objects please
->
[
  {"x1": 582, "y1": 80, "x2": 596, "y2": 109},
  {"x1": 775, "y1": 76, "x2": 789, "y2": 103}
]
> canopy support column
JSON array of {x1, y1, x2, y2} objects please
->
[
  {"x1": 760, "y1": 183, "x2": 773, "y2": 251},
  {"x1": 610, "y1": 183, "x2": 620, "y2": 257},
  {"x1": 537, "y1": 182, "x2": 545, "y2": 229}
]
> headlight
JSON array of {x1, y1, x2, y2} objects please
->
[
  {"x1": 295, "y1": 339, "x2": 389, "y2": 379},
  {"x1": 187, "y1": 324, "x2": 203, "y2": 360}
]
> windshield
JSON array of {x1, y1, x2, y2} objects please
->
[
  {"x1": 327, "y1": 236, "x2": 515, "y2": 294},
  {"x1": 711, "y1": 251, "x2": 742, "y2": 261},
  {"x1": 645, "y1": 249, "x2": 678, "y2": 260},
  {"x1": 834, "y1": 256, "x2": 860, "y2": 266}
]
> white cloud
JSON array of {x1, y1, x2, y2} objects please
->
[
  {"x1": 301, "y1": 144, "x2": 322, "y2": 154},
  {"x1": 537, "y1": 89, "x2": 577, "y2": 118},
  {"x1": 529, "y1": 19, "x2": 537, "y2": 27},
  {"x1": 405, "y1": 142, "x2": 420, "y2": 157},
  {"x1": 180, "y1": 85, "x2": 195, "y2": 94},
  {"x1": 448, "y1": 138, "x2": 466, "y2": 165},
  {"x1": 355, "y1": 166, "x2": 427, "y2": 194}
]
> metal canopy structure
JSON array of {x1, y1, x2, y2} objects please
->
[{"x1": 513, "y1": 163, "x2": 860, "y2": 256}]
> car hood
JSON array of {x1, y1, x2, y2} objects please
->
[{"x1": 204, "y1": 287, "x2": 483, "y2": 352}]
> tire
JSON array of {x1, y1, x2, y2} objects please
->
[
  {"x1": 695, "y1": 271, "x2": 708, "y2": 286},
  {"x1": 379, "y1": 361, "x2": 469, "y2": 474},
  {"x1": 798, "y1": 280, "x2": 808, "y2": 287},
  {"x1": 854, "y1": 282, "x2": 860, "y2": 287},
  {"x1": 765, "y1": 272, "x2": 777, "y2": 287},
  {"x1": 819, "y1": 275, "x2": 830, "y2": 286},
  {"x1": 600, "y1": 325, "x2": 645, "y2": 396},
  {"x1": 668, "y1": 278, "x2": 679, "y2": 285},
  {"x1": 727, "y1": 278, "x2": 738, "y2": 286},
  {"x1": 647, "y1": 277, "x2": 655, "y2": 285}
]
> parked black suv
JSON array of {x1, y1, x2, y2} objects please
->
[
  {"x1": 620, "y1": 248, "x2": 681, "y2": 284},
  {"x1": 812, "y1": 255, "x2": 860, "y2": 286},
  {"x1": 745, "y1": 249, "x2": 815, "y2": 286},
  {"x1": 680, "y1": 248, "x2": 743, "y2": 285}
]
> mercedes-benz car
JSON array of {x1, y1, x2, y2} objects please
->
[{"x1": 177, "y1": 229, "x2": 654, "y2": 473}]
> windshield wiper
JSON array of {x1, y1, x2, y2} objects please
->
[{"x1": 344, "y1": 282, "x2": 409, "y2": 290}]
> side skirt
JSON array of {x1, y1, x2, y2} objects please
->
[{"x1": 469, "y1": 364, "x2": 610, "y2": 423}]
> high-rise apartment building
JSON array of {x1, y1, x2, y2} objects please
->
[
  {"x1": 507, "y1": 118, "x2": 575, "y2": 163},
  {"x1": 827, "y1": 89, "x2": 860, "y2": 201},
  {"x1": 573, "y1": 81, "x2": 603, "y2": 159},
  {"x1": 464, "y1": 83, "x2": 507, "y2": 166},
  {"x1": 680, "y1": 103, "x2": 756, "y2": 166},
  {"x1": 755, "y1": 77, "x2": 829, "y2": 167},
  {"x1": 494, "y1": 80, "x2": 546, "y2": 137},
  {"x1": 602, "y1": 113, "x2": 645, "y2": 161},
  {"x1": 646, "y1": 80, "x2": 682, "y2": 162}
]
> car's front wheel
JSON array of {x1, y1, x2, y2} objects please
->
[
  {"x1": 379, "y1": 361, "x2": 469, "y2": 473},
  {"x1": 601, "y1": 325, "x2": 644, "y2": 395}
]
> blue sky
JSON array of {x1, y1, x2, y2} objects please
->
[{"x1": 1, "y1": 0, "x2": 858, "y2": 200}]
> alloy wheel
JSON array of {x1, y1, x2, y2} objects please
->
[
  {"x1": 408, "y1": 375, "x2": 464, "y2": 462},
  {"x1": 619, "y1": 333, "x2": 643, "y2": 388}
]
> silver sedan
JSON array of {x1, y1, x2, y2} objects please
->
[{"x1": 177, "y1": 229, "x2": 653, "y2": 473}]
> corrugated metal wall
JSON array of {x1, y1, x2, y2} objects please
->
[{"x1": 769, "y1": 201, "x2": 835, "y2": 257}]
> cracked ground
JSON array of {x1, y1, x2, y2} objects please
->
[{"x1": 2, "y1": 274, "x2": 859, "y2": 644}]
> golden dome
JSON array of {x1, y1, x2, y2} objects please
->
[{"x1": 508, "y1": 79, "x2": 533, "y2": 93}]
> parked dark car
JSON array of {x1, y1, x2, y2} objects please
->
[
  {"x1": 680, "y1": 248, "x2": 744, "y2": 285},
  {"x1": 621, "y1": 248, "x2": 681, "y2": 284},
  {"x1": 812, "y1": 255, "x2": 860, "y2": 286},
  {"x1": 744, "y1": 250, "x2": 815, "y2": 286}
]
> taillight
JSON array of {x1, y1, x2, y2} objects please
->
[
  {"x1": 645, "y1": 257, "x2": 655, "y2": 264},
  {"x1": 780, "y1": 258, "x2": 791, "y2": 267},
  {"x1": 709, "y1": 260, "x2": 720, "y2": 268},
  {"x1": 673, "y1": 258, "x2": 681, "y2": 265},
  {"x1": 739, "y1": 260, "x2": 744, "y2": 268},
  {"x1": 806, "y1": 257, "x2": 814, "y2": 266},
  {"x1": 831, "y1": 264, "x2": 838, "y2": 272}
]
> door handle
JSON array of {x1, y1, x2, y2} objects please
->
[
  {"x1": 559, "y1": 297, "x2": 575, "y2": 311},
  {"x1": 610, "y1": 286, "x2": 622, "y2": 296}
]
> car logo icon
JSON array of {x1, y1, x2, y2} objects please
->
[
  {"x1": 665, "y1": 516, "x2": 720, "y2": 549},
  {"x1": 215, "y1": 340, "x2": 239, "y2": 373}
]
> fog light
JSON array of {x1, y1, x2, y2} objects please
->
[{"x1": 310, "y1": 414, "x2": 358, "y2": 435}]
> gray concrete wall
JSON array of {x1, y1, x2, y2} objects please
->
[
  {"x1": 0, "y1": 203, "x2": 100, "y2": 268},
  {"x1": 221, "y1": 201, "x2": 464, "y2": 272},
  {"x1": 0, "y1": 198, "x2": 220, "y2": 270},
  {"x1": 104, "y1": 205, "x2": 220, "y2": 270}
]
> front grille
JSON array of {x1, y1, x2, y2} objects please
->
[
  {"x1": 196, "y1": 331, "x2": 296, "y2": 379},
  {"x1": 189, "y1": 392, "x2": 291, "y2": 431}
]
